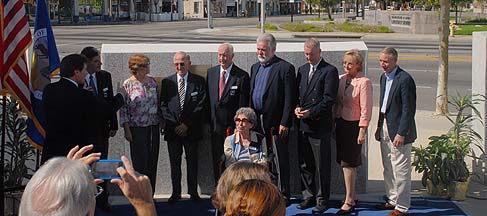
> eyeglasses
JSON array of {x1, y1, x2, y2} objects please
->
[
  {"x1": 174, "y1": 63, "x2": 185, "y2": 66},
  {"x1": 95, "y1": 185, "x2": 104, "y2": 197},
  {"x1": 235, "y1": 118, "x2": 250, "y2": 123},
  {"x1": 139, "y1": 63, "x2": 150, "y2": 68}
]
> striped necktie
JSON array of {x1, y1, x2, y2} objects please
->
[
  {"x1": 89, "y1": 75, "x2": 97, "y2": 96},
  {"x1": 308, "y1": 65, "x2": 315, "y2": 84},
  {"x1": 179, "y1": 77, "x2": 185, "y2": 111}
]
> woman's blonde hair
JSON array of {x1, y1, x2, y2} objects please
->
[
  {"x1": 212, "y1": 161, "x2": 271, "y2": 212},
  {"x1": 128, "y1": 53, "x2": 150, "y2": 75},
  {"x1": 343, "y1": 49, "x2": 364, "y2": 71},
  {"x1": 225, "y1": 179, "x2": 285, "y2": 216}
]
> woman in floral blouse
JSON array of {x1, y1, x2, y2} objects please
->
[{"x1": 119, "y1": 53, "x2": 161, "y2": 195}]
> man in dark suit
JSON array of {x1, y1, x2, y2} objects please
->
[
  {"x1": 374, "y1": 47, "x2": 416, "y2": 216},
  {"x1": 81, "y1": 46, "x2": 118, "y2": 211},
  {"x1": 42, "y1": 54, "x2": 124, "y2": 163},
  {"x1": 250, "y1": 33, "x2": 297, "y2": 204},
  {"x1": 206, "y1": 42, "x2": 250, "y2": 183},
  {"x1": 294, "y1": 38, "x2": 339, "y2": 213},
  {"x1": 160, "y1": 51, "x2": 206, "y2": 203}
]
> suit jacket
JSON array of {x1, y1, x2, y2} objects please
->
[
  {"x1": 161, "y1": 72, "x2": 206, "y2": 141},
  {"x1": 95, "y1": 70, "x2": 118, "y2": 132},
  {"x1": 297, "y1": 59, "x2": 339, "y2": 136},
  {"x1": 42, "y1": 78, "x2": 124, "y2": 162},
  {"x1": 89, "y1": 70, "x2": 118, "y2": 145},
  {"x1": 377, "y1": 66, "x2": 417, "y2": 144},
  {"x1": 250, "y1": 56, "x2": 297, "y2": 133},
  {"x1": 207, "y1": 64, "x2": 250, "y2": 136}
]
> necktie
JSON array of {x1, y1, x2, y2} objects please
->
[
  {"x1": 179, "y1": 77, "x2": 185, "y2": 111},
  {"x1": 89, "y1": 75, "x2": 97, "y2": 96},
  {"x1": 219, "y1": 70, "x2": 226, "y2": 100},
  {"x1": 308, "y1": 65, "x2": 315, "y2": 84}
]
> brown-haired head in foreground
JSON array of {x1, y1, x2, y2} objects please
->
[
  {"x1": 225, "y1": 179, "x2": 285, "y2": 216},
  {"x1": 128, "y1": 53, "x2": 150, "y2": 75},
  {"x1": 212, "y1": 161, "x2": 271, "y2": 212}
]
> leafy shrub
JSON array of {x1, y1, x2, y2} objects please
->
[
  {"x1": 309, "y1": 17, "x2": 333, "y2": 21},
  {"x1": 257, "y1": 23, "x2": 278, "y2": 31}
]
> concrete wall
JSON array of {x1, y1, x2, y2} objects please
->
[
  {"x1": 364, "y1": 10, "x2": 440, "y2": 34},
  {"x1": 471, "y1": 32, "x2": 487, "y2": 184},
  {"x1": 101, "y1": 42, "x2": 369, "y2": 196}
]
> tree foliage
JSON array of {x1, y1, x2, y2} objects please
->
[{"x1": 307, "y1": 0, "x2": 340, "y2": 19}]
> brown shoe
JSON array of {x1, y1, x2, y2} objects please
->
[
  {"x1": 388, "y1": 209, "x2": 409, "y2": 216},
  {"x1": 375, "y1": 202, "x2": 396, "y2": 210}
]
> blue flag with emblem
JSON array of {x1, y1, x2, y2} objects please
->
[{"x1": 26, "y1": 0, "x2": 60, "y2": 149}]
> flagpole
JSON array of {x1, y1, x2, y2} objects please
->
[{"x1": 1, "y1": 95, "x2": 7, "y2": 214}]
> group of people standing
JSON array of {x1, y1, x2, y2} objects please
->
[{"x1": 40, "y1": 33, "x2": 416, "y2": 216}]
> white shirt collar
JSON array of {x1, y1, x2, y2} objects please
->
[
  {"x1": 177, "y1": 72, "x2": 189, "y2": 82},
  {"x1": 63, "y1": 77, "x2": 79, "y2": 87}
]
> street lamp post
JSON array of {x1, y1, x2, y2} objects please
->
[
  {"x1": 208, "y1": 0, "x2": 213, "y2": 28},
  {"x1": 290, "y1": 0, "x2": 294, "y2": 22},
  {"x1": 261, "y1": 0, "x2": 265, "y2": 33}
]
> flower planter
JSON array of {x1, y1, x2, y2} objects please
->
[
  {"x1": 448, "y1": 179, "x2": 470, "y2": 201},
  {"x1": 426, "y1": 179, "x2": 447, "y2": 196}
]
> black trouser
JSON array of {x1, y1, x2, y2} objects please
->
[
  {"x1": 129, "y1": 125, "x2": 160, "y2": 195},
  {"x1": 93, "y1": 135, "x2": 110, "y2": 205},
  {"x1": 167, "y1": 138, "x2": 198, "y2": 195},
  {"x1": 210, "y1": 132, "x2": 225, "y2": 185},
  {"x1": 298, "y1": 131, "x2": 331, "y2": 205},
  {"x1": 267, "y1": 133, "x2": 291, "y2": 197}
]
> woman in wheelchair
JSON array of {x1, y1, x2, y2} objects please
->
[{"x1": 223, "y1": 107, "x2": 267, "y2": 167}]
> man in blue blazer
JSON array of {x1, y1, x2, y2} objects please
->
[
  {"x1": 374, "y1": 47, "x2": 417, "y2": 216},
  {"x1": 295, "y1": 38, "x2": 338, "y2": 213},
  {"x1": 206, "y1": 43, "x2": 250, "y2": 184},
  {"x1": 160, "y1": 51, "x2": 206, "y2": 203},
  {"x1": 250, "y1": 33, "x2": 297, "y2": 204}
]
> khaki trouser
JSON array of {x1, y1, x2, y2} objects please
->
[{"x1": 380, "y1": 119, "x2": 412, "y2": 212}]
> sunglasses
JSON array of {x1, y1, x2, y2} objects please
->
[
  {"x1": 139, "y1": 63, "x2": 150, "y2": 68},
  {"x1": 95, "y1": 185, "x2": 104, "y2": 197},
  {"x1": 234, "y1": 118, "x2": 250, "y2": 123}
]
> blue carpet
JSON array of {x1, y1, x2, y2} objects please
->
[{"x1": 95, "y1": 197, "x2": 466, "y2": 216}]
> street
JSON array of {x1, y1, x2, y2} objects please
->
[{"x1": 52, "y1": 15, "x2": 473, "y2": 112}]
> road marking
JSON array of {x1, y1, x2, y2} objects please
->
[
  {"x1": 368, "y1": 53, "x2": 471, "y2": 63},
  {"x1": 372, "y1": 83, "x2": 432, "y2": 89},
  {"x1": 369, "y1": 67, "x2": 431, "y2": 73}
]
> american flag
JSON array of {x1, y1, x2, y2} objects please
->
[{"x1": 1, "y1": 0, "x2": 33, "y2": 115}]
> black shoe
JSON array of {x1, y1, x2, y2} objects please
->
[
  {"x1": 296, "y1": 199, "x2": 316, "y2": 210},
  {"x1": 168, "y1": 194, "x2": 181, "y2": 204},
  {"x1": 96, "y1": 201, "x2": 112, "y2": 212},
  {"x1": 190, "y1": 193, "x2": 201, "y2": 201},
  {"x1": 312, "y1": 204, "x2": 328, "y2": 213},
  {"x1": 283, "y1": 196, "x2": 291, "y2": 207},
  {"x1": 336, "y1": 203, "x2": 356, "y2": 215}
]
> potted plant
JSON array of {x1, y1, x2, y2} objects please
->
[
  {"x1": 412, "y1": 94, "x2": 485, "y2": 200},
  {"x1": 2, "y1": 97, "x2": 36, "y2": 215}
]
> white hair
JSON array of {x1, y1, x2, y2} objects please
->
[
  {"x1": 20, "y1": 157, "x2": 96, "y2": 216},
  {"x1": 256, "y1": 33, "x2": 277, "y2": 50}
]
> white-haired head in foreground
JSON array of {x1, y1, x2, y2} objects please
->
[{"x1": 20, "y1": 157, "x2": 96, "y2": 216}]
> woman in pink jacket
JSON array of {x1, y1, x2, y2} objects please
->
[{"x1": 335, "y1": 49, "x2": 373, "y2": 215}]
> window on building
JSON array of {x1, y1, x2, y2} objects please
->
[{"x1": 194, "y1": 2, "x2": 200, "y2": 14}]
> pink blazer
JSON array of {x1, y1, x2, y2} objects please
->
[{"x1": 336, "y1": 72, "x2": 373, "y2": 127}]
